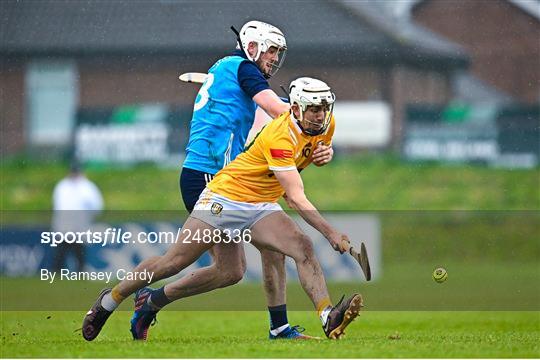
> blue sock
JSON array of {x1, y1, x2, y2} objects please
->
[
  {"x1": 148, "y1": 287, "x2": 171, "y2": 309},
  {"x1": 268, "y1": 304, "x2": 288, "y2": 330}
]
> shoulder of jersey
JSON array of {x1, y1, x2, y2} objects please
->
[{"x1": 266, "y1": 112, "x2": 291, "y2": 133}]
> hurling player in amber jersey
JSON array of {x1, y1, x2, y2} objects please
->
[
  {"x1": 207, "y1": 97, "x2": 335, "y2": 204},
  {"x1": 87, "y1": 77, "x2": 363, "y2": 340}
]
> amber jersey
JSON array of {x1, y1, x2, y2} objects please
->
[{"x1": 207, "y1": 111, "x2": 335, "y2": 203}]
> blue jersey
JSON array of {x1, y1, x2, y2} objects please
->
[{"x1": 183, "y1": 52, "x2": 269, "y2": 174}]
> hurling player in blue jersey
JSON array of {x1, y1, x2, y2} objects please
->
[{"x1": 82, "y1": 20, "x2": 334, "y2": 342}]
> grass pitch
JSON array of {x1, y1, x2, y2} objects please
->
[
  {"x1": 1, "y1": 310, "x2": 539, "y2": 358},
  {"x1": 1, "y1": 263, "x2": 538, "y2": 357},
  {"x1": 2, "y1": 156, "x2": 538, "y2": 358},
  {"x1": 2, "y1": 155, "x2": 539, "y2": 211}
]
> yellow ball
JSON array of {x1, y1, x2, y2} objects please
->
[{"x1": 433, "y1": 267, "x2": 448, "y2": 283}]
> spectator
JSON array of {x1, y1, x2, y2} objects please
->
[{"x1": 51, "y1": 161, "x2": 103, "y2": 272}]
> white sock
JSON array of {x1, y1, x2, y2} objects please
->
[
  {"x1": 269, "y1": 323, "x2": 290, "y2": 336},
  {"x1": 320, "y1": 305, "x2": 332, "y2": 326},
  {"x1": 100, "y1": 293, "x2": 119, "y2": 312}
]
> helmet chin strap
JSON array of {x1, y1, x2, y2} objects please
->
[{"x1": 291, "y1": 107, "x2": 321, "y2": 136}]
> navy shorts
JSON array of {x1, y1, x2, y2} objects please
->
[{"x1": 179, "y1": 167, "x2": 215, "y2": 213}]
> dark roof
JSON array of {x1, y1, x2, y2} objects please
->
[{"x1": 0, "y1": 0, "x2": 468, "y2": 68}]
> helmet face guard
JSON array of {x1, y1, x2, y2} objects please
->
[
  {"x1": 237, "y1": 21, "x2": 287, "y2": 77},
  {"x1": 289, "y1": 77, "x2": 336, "y2": 136},
  {"x1": 262, "y1": 41, "x2": 286, "y2": 78},
  {"x1": 297, "y1": 101, "x2": 334, "y2": 136}
]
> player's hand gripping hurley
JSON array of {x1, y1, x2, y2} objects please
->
[{"x1": 337, "y1": 236, "x2": 371, "y2": 281}]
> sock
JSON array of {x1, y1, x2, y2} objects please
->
[
  {"x1": 269, "y1": 323, "x2": 290, "y2": 336},
  {"x1": 319, "y1": 306, "x2": 332, "y2": 326},
  {"x1": 268, "y1": 304, "x2": 289, "y2": 331},
  {"x1": 316, "y1": 297, "x2": 332, "y2": 326},
  {"x1": 111, "y1": 287, "x2": 126, "y2": 303},
  {"x1": 148, "y1": 286, "x2": 172, "y2": 309},
  {"x1": 101, "y1": 287, "x2": 125, "y2": 312}
]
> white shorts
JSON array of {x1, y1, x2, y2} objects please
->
[{"x1": 191, "y1": 187, "x2": 282, "y2": 231}]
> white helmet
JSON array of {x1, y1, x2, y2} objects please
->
[
  {"x1": 237, "y1": 20, "x2": 287, "y2": 77},
  {"x1": 289, "y1": 77, "x2": 335, "y2": 136}
]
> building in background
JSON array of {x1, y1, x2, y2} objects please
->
[
  {"x1": 410, "y1": 0, "x2": 540, "y2": 104},
  {"x1": 385, "y1": 0, "x2": 540, "y2": 167},
  {"x1": 0, "y1": 0, "x2": 468, "y2": 157}
]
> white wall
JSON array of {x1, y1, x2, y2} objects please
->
[{"x1": 332, "y1": 101, "x2": 392, "y2": 148}]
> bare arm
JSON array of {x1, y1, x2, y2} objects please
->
[
  {"x1": 274, "y1": 169, "x2": 349, "y2": 253},
  {"x1": 253, "y1": 89, "x2": 290, "y2": 118}
]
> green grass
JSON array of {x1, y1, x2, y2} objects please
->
[
  {"x1": 2, "y1": 155, "x2": 539, "y2": 211},
  {"x1": 1, "y1": 311, "x2": 538, "y2": 358},
  {"x1": 1, "y1": 156, "x2": 539, "y2": 357},
  {"x1": 2, "y1": 262, "x2": 539, "y2": 311},
  {"x1": 1, "y1": 263, "x2": 538, "y2": 357}
]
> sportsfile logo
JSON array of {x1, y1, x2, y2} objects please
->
[
  {"x1": 270, "y1": 148, "x2": 293, "y2": 158},
  {"x1": 39, "y1": 227, "x2": 253, "y2": 247}
]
